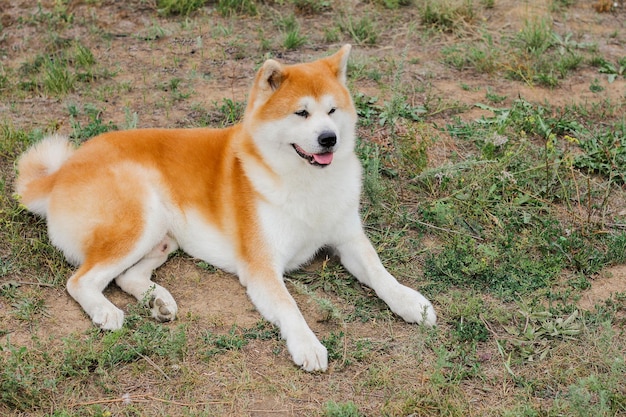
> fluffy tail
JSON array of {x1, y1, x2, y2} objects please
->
[{"x1": 15, "y1": 134, "x2": 75, "y2": 217}]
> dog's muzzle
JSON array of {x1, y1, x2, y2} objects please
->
[
  {"x1": 292, "y1": 131, "x2": 337, "y2": 167},
  {"x1": 292, "y1": 144, "x2": 334, "y2": 167}
]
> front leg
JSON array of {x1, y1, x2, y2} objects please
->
[
  {"x1": 239, "y1": 264, "x2": 328, "y2": 372},
  {"x1": 335, "y1": 227, "x2": 437, "y2": 327}
]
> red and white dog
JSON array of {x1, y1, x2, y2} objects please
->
[{"x1": 16, "y1": 45, "x2": 436, "y2": 371}]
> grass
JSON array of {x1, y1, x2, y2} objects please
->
[
  {"x1": 0, "y1": 316, "x2": 189, "y2": 411},
  {"x1": 441, "y1": 32, "x2": 500, "y2": 73},
  {"x1": 323, "y1": 401, "x2": 364, "y2": 417},
  {"x1": 436, "y1": 9, "x2": 599, "y2": 87},
  {"x1": 293, "y1": 0, "x2": 332, "y2": 14},
  {"x1": 216, "y1": 0, "x2": 258, "y2": 17},
  {"x1": 203, "y1": 321, "x2": 280, "y2": 359},
  {"x1": 283, "y1": 27, "x2": 308, "y2": 50},
  {"x1": 156, "y1": 0, "x2": 206, "y2": 16},
  {"x1": 1, "y1": 1, "x2": 626, "y2": 416},
  {"x1": 68, "y1": 103, "x2": 118, "y2": 142},
  {"x1": 337, "y1": 14, "x2": 379, "y2": 46},
  {"x1": 418, "y1": 0, "x2": 477, "y2": 32},
  {"x1": 575, "y1": 122, "x2": 626, "y2": 184},
  {"x1": 276, "y1": 14, "x2": 308, "y2": 50}
]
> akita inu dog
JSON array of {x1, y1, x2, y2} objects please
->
[{"x1": 15, "y1": 45, "x2": 436, "y2": 371}]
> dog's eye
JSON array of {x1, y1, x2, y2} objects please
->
[
  {"x1": 328, "y1": 107, "x2": 336, "y2": 115},
  {"x1": 295, "y1": 110, "x2": 309, "y2": 118}
]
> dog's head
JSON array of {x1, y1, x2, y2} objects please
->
[{"x1": 243, "y1": 45, "x2": 357, "y2": 170}]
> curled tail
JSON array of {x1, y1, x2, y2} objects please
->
[{"x1": 15, "y1": 134, "x2": 75, "y2": 217}]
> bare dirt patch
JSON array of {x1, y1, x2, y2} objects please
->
[{"x1": 579, "y1": 265, "x2": 626, "y2": 310}]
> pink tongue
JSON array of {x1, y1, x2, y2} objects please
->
[{"x1": 313, "y1": 152, "x2": 333, "y2": 165}]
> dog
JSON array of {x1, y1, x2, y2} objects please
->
[{"x1": 15, "y1": 45, "x2": 436, "y2": 371}]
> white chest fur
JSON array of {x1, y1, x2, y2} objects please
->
[{"x1": 254, "y1": 154, "x2": 363, "y2": 271}]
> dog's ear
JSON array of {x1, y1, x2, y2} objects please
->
[
  {"x1": 257, "y1": 59, "x2": 284, "y2": 92},
  {"x1": 326, "y1": 44, "x2": 351, "y2": 85},
  {"x1": 246, "y1": 59, "x2": 285, "y2": 116}
]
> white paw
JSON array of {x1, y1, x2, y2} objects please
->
[
  {"x1": 387, "y1": 285, "x2": 437, "y2": 327},
  {"x1": 287, "y1": 333, "x2": 328, "y2": 372},
  {"x1": 91, "y1": 304, "x2": 125, "y2": 330},
  {"x1": 147, "y1": 286, "x2": 178, "y2": 323}
]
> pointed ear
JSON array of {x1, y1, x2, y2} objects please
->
[
  {"x1": 326, "y1": 44, "x2": 351, "y2": 85},
  {"x1": 246, "y1": 58, "x2": 285, "y2": 114},
  {"x1": 256, "y1": 59, "x2": 284, "y2": 92}
]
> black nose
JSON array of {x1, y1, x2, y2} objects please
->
[{"x1": 318, "y1": 131, "x2": 337, "y2": 148}]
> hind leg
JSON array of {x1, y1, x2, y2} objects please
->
[
  {"x1": 67, "y1": 262, "x2": 129, "y2": 330},
  {"x1": 115, "y1": 235, "x2": 179, "y2": 323}
]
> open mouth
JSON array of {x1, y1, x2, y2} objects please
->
[{"x1": 292, "y1": 144, "x2": 334, "y2": 167}]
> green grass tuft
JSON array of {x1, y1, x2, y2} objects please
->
[
  {"x1": 323, "y1": 400, "x2": 365, "y2": 417},
  {"x1": 157, "y1": 0, "x2": 206, "y2": 16},
  {"x1": 217, "y1": 0, "x2": 257, "y2": 17}
]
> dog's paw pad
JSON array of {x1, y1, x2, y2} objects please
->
[{"x1": 149, "y1": 295, "x2": 177, "y2": 323}]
